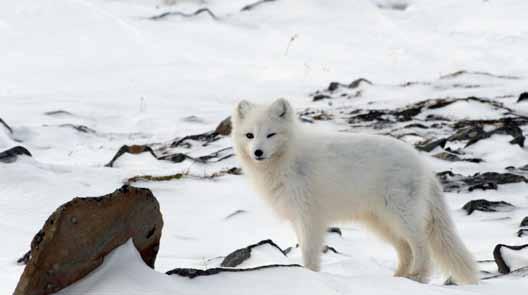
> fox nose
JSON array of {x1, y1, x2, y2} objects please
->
[{"x1": 254, "y1": 149, "x2": 263, "y2": 157}]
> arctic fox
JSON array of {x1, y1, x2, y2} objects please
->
[{"x1": 231, "y1": 98, "x2": 479, "y2": 284}]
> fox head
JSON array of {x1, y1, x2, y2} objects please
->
[{"x1": 232, "y1": 98, "x2": 296, "y2": 164}]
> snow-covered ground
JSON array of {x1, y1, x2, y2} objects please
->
[{"x1": 1, "y1": 0, "x2": 528, "y2": 294}]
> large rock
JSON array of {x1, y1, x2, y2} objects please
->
[{"x1": 14, "y1": 185, "x2": 163, "y2": 295}]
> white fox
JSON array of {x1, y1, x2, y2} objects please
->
[{"x1": 231, "y1": 98, "x2": 478, "y2": 284}]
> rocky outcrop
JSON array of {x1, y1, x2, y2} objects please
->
[{"x1": 14, "y1": 185, "x2": 163, "y2": 295}]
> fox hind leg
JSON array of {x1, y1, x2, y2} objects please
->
[{"x1": 362, "y1": 214, "x2": 413, "y2": 277}]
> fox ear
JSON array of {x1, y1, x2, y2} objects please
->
[
  {"x1": 269, "y1": 98, "x2": 292, "y2": 120},
  {"x1": 234, "y1": 100, "x2": 253, "y2": 120}
]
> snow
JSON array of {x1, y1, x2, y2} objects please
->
[
  {"x1": 2, "y1": 0, "x2": 528, "y2": 294},
  {"x1": 420, "y1": 100, "x2": 506, "y2": 121}
]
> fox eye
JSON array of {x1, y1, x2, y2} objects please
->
[
  {"x1": 267, "y1": 133, "x2": 276, "y2": 138},
  {"x1": 246, "y1": 133, "x2": 254, "y2": 139}
]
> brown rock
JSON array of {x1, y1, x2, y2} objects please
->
[
  {"x1": 14, "y1": 185, "x2": 163, "y2": 295},
  {"x1": 128, "y1": 144, "x2": 148, "y2": 154},
  {"x1": 104, "y1": 145, "x2": 158, "y2": 167},
  {"x1": 215, "y1": 116, "x2": 232, "y2": 136}
]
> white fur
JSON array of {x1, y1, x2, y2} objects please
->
[{"x1": 231, "y1": 98, "x2": 479, "y2": 284}]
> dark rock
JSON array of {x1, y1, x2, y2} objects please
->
[
  {"x1": 220, "y1": 239, "x2": 287, "y2": 268},
  {"x1": 327, "y1": 82, "x2": 341, "y2": 92},
  {"x1": 158, "y1": 153, "x2": 188, "y2": 163},
  {"x1": 170, "y1": 130, "x2": 220, "y2": 148},
  {"x1": 505, "y1": 164, "x2": 528, "y2": 177},
  {"x1": 281, "y1": 243, "x2": 341, "y2": 256},
  {"x1": 14, "y1": 185, "x2": 163, "y2": 295},
  {"x1": 517, "y1": 229, "x2": 528, "y2": 237},
  {"x1": 0, "y1": 146, "x2": 32, "y2": 163},
  {"x1": 311, "y1": 112, "x2": 333, "y2": 121},
  {"x1": 436, "y1": 171, "x2": 459, "y2": 192},
  {"x1": 493, "y1": 244, "x2": 528, "y2": 274},
  {"x1": 299, "y1": 109, "x2": 334, "y2": 121},
  {"x1": 322, "y1": 245, "x2": 340, "y2": 254},
  {"x1": 521, "y1": 217, "x2": 528, "y2": 228},
  {"x1": 312, "y1": 94, "x2": 332, "y2": 102},
  {"x1": 462, "y1": 199, "x2": 515, "y2": 215},
  {"x1": 469, "y1": 172, "x2": 527, "y2": 187},
  {"x1": 518, "y1": 92, "x2": 528, "y2": 103},
  {"x1": 468, "y1": 182, "x2": 498, "y2": 191},
  {"x1": 59, "y1": 124, "x2": 96, "y2": 133},
  {"x1": 439, "y1": 148, "x2": 483, "y2": 163},
  {"x1": 223, "y1": 167, "x2": 243, "y2": 176},
  {"x1": 348, "y1": 78, "x2": 373, "y2": 88},
  {"x1": 224, "y1": 209, "x2": 247, "y2": 219},
  {"x1": 327, "y1": 227, "x2": 342, "y2": 236},
  {"x1": 404, "y1": 123, "x2": 429, "y2": 129},
  {"x1": 453, "y1": 117, "x2": 528, "y2": 130},
  {"x1": 452, "y1": 118, "x2": 527, "y2": 148},
  {"x1": 299, "y1": 117, "x2": 314, "y2": 124},
  {"x1": 437, "y1": 171, "x2": 527, "y2": 193},
  {"x1": 182, "y1": 115, "x2": 205, "y2": 123},
  {"x1": 415, "y1": 138, "x2": 447, "y2": 152},
  {"x1": 221, "y1": 248, "x2": 251, "y2": 268},
  {"x1": 166, "y1": 264, "x2": 302, "y2": 279},
  {"x1": 215, "y1": 116, "x2": 232, "y2": 136},
  {"x1": 126, "y1": 173, "x2": 186, "y2": 184},
  {"x1": 432, "y1": 151, "x2": 482, "y2": 163},
  {"x1": 395, "y1": 106, "x2": 422, "y2": 121},
  {"x1": 346, "y1": 97, "x2": 507, "y2": 129},
  {"x1": 0, "y1": 117, "x2": 13, "y2": 133},
  {"x1": 448, "y1": 125, "x2": 485, "y2": 142},
  {"x1": 195, "y1": 147, "x2": 234, "y2": 163},
  {"x1": 320, "y1": 78, "x2": 371, "y2": 94},
  {"x1": 283, "y1": 244, "x2": 298, "y2": 255},
  {"x1": 376, "y1": 2, "x2": 408, "y2": 11},
  {"x1": 149, "y1": 8, "x2": 219, "y2": 21},
  {"x1": 123, "y1": 167, "x2": 238, "y2": 183},
  {"x1": 425, "y1": 114, "x2": 450, "y2": 121},
  {"x1": 348, "y1": 97, "x2": 510, "y2": 129},
  {"x1": 240, "y1": 0, "x2": 277, "y2": 12},
  {"x1": 349, "y1": 110, "x2": 389, "y2": 123},
  {"x1": 440, "y1": 70, "x2": 520, "y2": 80},
  {"x1": 157, "y1": 147, "x2": 233, "y2": 165},
  {"x1": 44, "y1": 110, "x2": 73, "y2": 116}
]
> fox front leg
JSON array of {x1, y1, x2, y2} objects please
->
[{"x1": 293, "y1": 217, "x2": 326, "y2": 271}]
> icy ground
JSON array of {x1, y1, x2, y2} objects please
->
[{"x1": 1, "y1": 0, "x2": 528, "y2": 294}]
